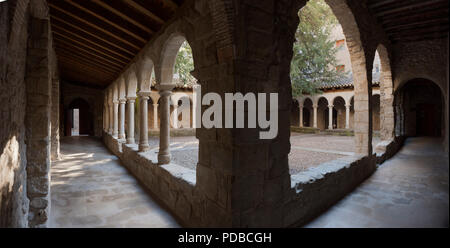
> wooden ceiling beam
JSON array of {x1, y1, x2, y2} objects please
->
[
  {"x1": 55, "y1": 47, "x2": 121, "y2": 73},
  {"x1": 368, "y1": 0, "x2": 399, "y2": 9},
  {"x1": 55, "y1": 42, "x2": 124, "y2": 71},
  {"x1": 165, "y1": 0, "x2": 179, "y2": 11},
  {"x1": 52, "y1": 26, "x2": 133, "y2": 61},
  {"x1": 122, "y1": 0, "x2": 165, "y2": 24},
  {"x1": 57, "y1": 55, "x2": 116, "y2": 76},
  {"x1": 49, "y1": 3, "x2": 143, "y2": 50},
  {"x1": 381, "y1": 8, "x2": 448, "y2": 25},
  {"x1": 53, "y1": 33, "x2": 129, "y2": 66},
  {"x1": 389, "y1": 28, "x2": 449, "y2": 40},
  {"x1": 59, "y1": 68, "x2": 112, "y2": 86},
  {"x1": 50, "y1": 15, "x2": 137, "y2": 56},
  {"x1": 64, "y1": 0, "x2": 148, "y2": 43},
  {"x1": 54, "y1": 38, "x2": 128, "y2": 71},
  {"x1": 91, "y1": 0, "x2": 154, "y2": 34},
  {"x1": 384, "y1": 17, "x2": 449, "y2": 31},
  {"x1": 374, "y1": 0, "x2": 445, "y2": 17},
  {"x1": 57, "y1": 59, "x2": 115, "y2": 82}
]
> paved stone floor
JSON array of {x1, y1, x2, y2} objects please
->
[
  {"x1": 50, "y1": 136, "x2": 180, "y2": 228},
  {"x1": 305, "y1": 137, "x2": 449, "y2": 228}
]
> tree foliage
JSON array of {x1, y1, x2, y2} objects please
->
[
  {"x1": 174, "y1": 41, "x2": 196, "y2": 86},
  {"x1": 290, "y1": 0, "x2": 347, "y2": 97}
]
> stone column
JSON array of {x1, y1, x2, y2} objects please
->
[
  {"x1": 109, "y1": 103, "x2": 114, "y2": 134},
  {"x1": 299, "y1": 105, "x2": 303, "y2": 127},
  {"x1": 173, "y1": 104, "x2": 179, "y2": 129},
  {"x1": 126, "y1": 97, "x2": 136, "y2": 144},
  {"x1": 345, "y1": 104, "x2": 351, "y2": 129},
  {"x1": 157, "y1": 85, "x2": 174, "y2": 164},
  {"x1": 328, "y1": 105, "x2": 334, "y2": 130},
  {"x1": 192, "y1": 85, "x2": 201, "y2": 128},
  {"x1": 119, "y1": 99, "x2": 126, "y2": 139},
  {"x1": 313, "y1": 104, "x2": 318, "y2": 128},
  {"x1": 113, "y1": 100, "x2": 119, "y2": 138},
  {"x1": 153, "y1": 103, "x2": 158, "y2": 130},
  {"x1": 138, "y1": 92, "x2": 150, "y2": 151}
]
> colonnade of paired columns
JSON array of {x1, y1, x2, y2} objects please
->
[
  {"x1": 297, "y1": 102, "x2": 351, "y2": 130},
  {"x1": 104, "y1": 85, "x2": 175, "y2": 165}
]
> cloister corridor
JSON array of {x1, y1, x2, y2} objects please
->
[
  {"x1": 49, "y1": 135, "x2": 448, "y2": 228},
  {"x1": 306, "y1": 137, "x2": 449, "y2": 228},
  {"x1": 49, "y1": 136, "x2": 180, "y2": 228}
]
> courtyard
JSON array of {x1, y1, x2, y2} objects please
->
[{"x1": 144, "y1": 133, "x2": 381, "y2": 174}]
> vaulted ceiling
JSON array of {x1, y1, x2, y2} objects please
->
[
  {"x1": 49, "y1": 0, "x2": 185, "y2": 88},
  {"x1": 367, "y1": 0, "x2": 449, "y2": 44}
]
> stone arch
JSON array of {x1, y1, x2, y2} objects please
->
[
  {"x1": 303, "y1": 98, "x2": 313, "y2": 127},
  {"x1": 371, "y1": 94, "x2": 381, "y2": 132},
  {"x1": 333, "y1": 96, "x2": 346, "y2": 129},
  {"x1": 395, "y1": 78, "x2": 445, "y2": 138},
  {"x1": 291, "y1": 99, "x2": 300, "y2": 127},
  {"x1": 136, "y1": 56, "x2": 154, "y2": 93},
  {"x1": 66, "y1": 97, "x2": 93, "y2": 136},
  {"x1": 375, "y1": 44, "x2": 395, "y2": 140},
  {"x1": 301, "y1": 96, "x2": 314, "y2": 106},
  {"x1": 324, "y1": 0, "x2": 374, "y2": 154},
  {"x1": 125, "y1": 66, "x2": 138, "y2": 98},
  {"x1": 317, "y1": 97, "x2": 329, "y2": 130},
  {"x1": 118, "y1": 76, "x2": 126, "y2": 100},
  {"x1": 160, "y1": 34, "x2": 185, "y2": 84}
]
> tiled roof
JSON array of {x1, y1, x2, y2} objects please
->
[{"x1": 317, "y1": 71, "x2": 380, "y2": 90}]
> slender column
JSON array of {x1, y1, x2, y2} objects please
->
[
  {"x1": 138, "y1": 93, "x2": 150, "y2": 151},
  {"x1": 119, "y1": 99, "x2": 126, "y2": 139},
  {"x1": 113, "y1": 100, "x2": 119, "y2": 138},
  {"x1": 158, "y1": 88, "x2": 173, "y2": 164},
  {"x1": 126, "y1": 97, "x2": 136, "y2": 144},
  {"x1": 328, "y1": 105, "x2": 334, "y2": 130},
  {"x1": 345, "y1": 104, "x2": 351, "y2": 129},
  {"x1": 104, "y1": 105, "x2": 109, "y2": 132},
  {"x1": 173, "y1": 104, "x2": 179, "y2": 129},
  {"x1": 153, "y1": 103, "x2": 158, "y2": 130},
  {"x1": 109, "y1": 103, "x2": 114, "y2": 134},
  {"x1": 313, "y1": 104, "x2": 318, "y2": 128},
  {"x1": 299, "y1": 105, "x2": 303, "y2": 127}
]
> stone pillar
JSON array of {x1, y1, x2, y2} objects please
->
[
  {"x1": 138, "y1": 93, "x2": 150, "y2": 151},
  {"x1": 153, "y1": 103, "x2": 158, "y2": 130},
  {"x1": 173, "y1": 104, "x2": 179, "y2": 129},
  {"x1": 51, "y1": 78, "x2": 60, "y2": 161},
  {"x1": 192, "y1": 85, "x2": 200, "y2": 128},
  {"x1": 345, "y1": 104, "x2": 351, "y2": 129},
  {"x1": 328, "y1": 105, "x2": 334, "y2": 130},
  {"x1": 313, "y1": 104, "x2": 318, "y2": 128},
  {"x1": 113, "y1": 100, "x2": 119, "y2": 138},
  {"x1": 299, "y1": 105, "x2": 303, "y2": 127},
  {"x1": 126, "y1": 97, "x2": 136, "y2": 144},
  {"x1": 119, "y1": 99, "x2": 126, "y2": 140},
  {"x1": 157, "y1": 85, "x2": 174, "y2": 164},
  {"x1": 109, "y1": 103, "x2": 113, "y2": 134}
]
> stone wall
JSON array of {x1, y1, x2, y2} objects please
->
[
  {"x1": 0, "y1": 0, "x2": 30, "y2": 227},
  {"x1": 1, "y1": 0, "x2": 58, "y2": 227}
]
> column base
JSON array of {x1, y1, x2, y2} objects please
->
[
  {"x1": 119, "y1": 134, "x2": 125, "y2": 139},
  {"x1": 158, "y1": 153, "x2": 171, "y2": 165},
  {"x1": 139, "y1": 143, "x2": 150, "y2": 152},
  {"x1": 126, "y1": 138, "x2": 135, "y2": 144}
]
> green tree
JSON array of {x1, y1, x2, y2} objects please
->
[
  {"x1": 290, "y1": 0, "x2": 347, "y2": 97},
  {"x1": 174, "y1": 41, "x2": 196, "y2": 86}
]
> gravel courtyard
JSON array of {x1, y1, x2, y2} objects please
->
[{"x1": 147, "y1": 133, "x2": 381, "y2": 174}]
